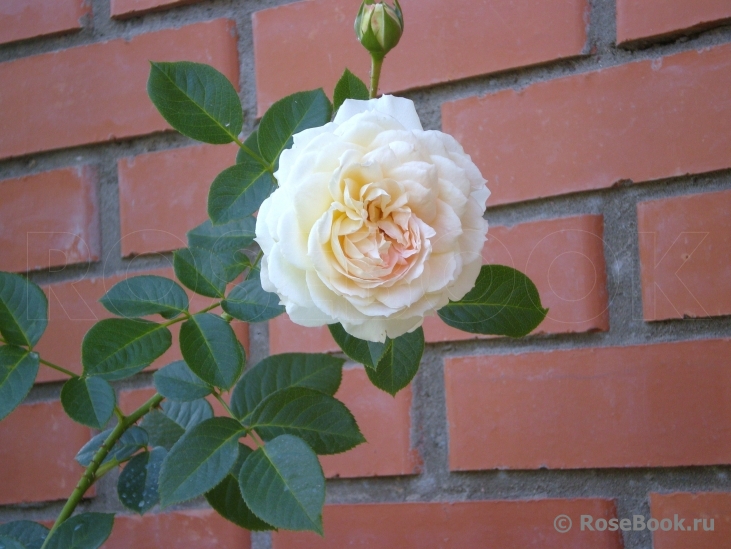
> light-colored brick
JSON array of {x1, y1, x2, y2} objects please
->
[
  {"x1": 320, "y1": 367, "x2": 420, "y2": 478},
  {"x1": 638, "y1": 189, "x2": 731, "y2": 321},
  {"x1": 105, "y1": 510, "x2": 249, "y2": 548},
  {"x1": 0, "y1": 0, "x2": 88, "y2": 46},
  {"x1": 273, "y1": 500, "x2": 622, "y2": 548},
  {"x1": 118, "y1": 144, "x2": 238, "y2": 257},
  {"x1": 0, "y1": 400, "x2": 91, "y2": 505},
  {"x1": 253, "y1": 0, "x2": 587, "y2": 115},
  {"x1": 111, "y1": 0, "x2": 203, "y2": 19},
  {"x1": 445, "y1": 339, "x2": 731, "y2": 470},
  {"x1": 617, "y1": 0, "x2": 731, "y2": 43},
  {"x1": 650, "y1": 492, "x2": 731, "y2": 549},
  {"x1": 0, "y1": 167, "x2": 99, "y2": 273},
  {"x1": 443, "y1": 43, "x2": 731, "y2": 206},
  {"x1": 0, "y1": 19, "x2": 238, "y2": 160}
]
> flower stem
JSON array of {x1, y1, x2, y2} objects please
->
[
  {"x1": 213, "y1": 390, "x2": 235, "y2": 418},
  {"x1": 40, "y1": 393, "x2": 164, "y2": 549},
  {"x1": 246, "y1": 251, "x2": 264, "y2": 281},
  {"x1": 161, "y1": 302, "x2": 220, "y2": 326},
  {"x1": 0, "y1": 336, "x2": 76, "y2": 378},
  {"x1": 369, "y1": 54, "x2": 385, "y2": 99},
  {"x1": 233, "y1": 136, "x2": 274, "y2": 174},
  {"x1": 38, "y1": 357, "x2": 76, "y2": 378}
]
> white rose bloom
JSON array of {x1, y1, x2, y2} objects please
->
[{"x1": 255, "y1": 95, "x2": 489, "y2": 343}]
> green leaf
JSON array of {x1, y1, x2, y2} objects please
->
[
  {"x1": 76, "y1": 426, "x2": 148, "y2": 467},
  {"x1": 0, "y1": 346, "x2": 39, "y2": 421},
  {"x1": 81, "y1": 319, "x2": 172, "y2": 381},
  {"x1": 100, "y1": 276, "x2": 188, "y2": 320},
  {"x1": 0, "y1": 521, "x2": 49, "y2": 549},
  {"x1": 328, "y1": 323, "x2": 387, "y2": 369},
  {"x1": 117, "y1": 447, "x2": 166, "y2": 515},
  {"x1": 236, "y1": 131, "x2": 261, "y2": 164},
  {"x1": 147, "y1": 61, "x2": 243, "y2": 144},
  {"x1": 60, "y1": 376, "x2": 116, "y2": 429},
  {"x1": 0, "y1": 273, "x2": 48, "y2": 348},
  {"x1": 222, "y1": 271, "x2": 284, "y2": 323},
  {"x1": 437, "y1": 265, "x2": 548, "y2": 337},
  {"x1": 180, "y1": 313, "x2": 244, "y2": 390},
  {"x1": 333, "y1": 68, "x2": 369, "y2": 111},
  {"x1": 239, "y1": 434, "x2": 324, "y2": 533},
  {"x1": 249, "y1": 387, "x2": 364, "y2": 455},
  {"x1": 187, "y1": 217, "x2": 255, "y2": 256},
  {"x1": 153, "y1": 361, "x2": 212, "y2": 402},
  {"x1": 141, "y1": 399, "x2": 213, "y2": 451},
  {"x1": 187, "y1": 218, "x2": 257, "y2": 283},
  {"x1": 208, "y1": 158, "x2": 276, "y2": 225},
  {"x1": 173, "y1": 247, "x2": 228, "y2": 298},
  {"x1": 44, "y1": 513, "x2": 113, "y2": 549},
  {"x1": 159, "y1": 417, "x2": 245, "y2": 507},
  {"x1": 205, "y1": 444, "x2": 273, "y2": 531},
  {"x1": 0, "y1": 535, "x2": 28, "y2": 549},
  {"x1": 257, "y1": 89, "x2": 333, "y2": 168},
  {"x1": 365, "y1": 328, "x2": 424, "y2": 396},
  {"x1": 230, "y1": 353, "x2": 343, "y2": 421}
]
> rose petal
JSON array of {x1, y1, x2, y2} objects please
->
[{"x1": 335, "y1": 95, "x2": 423, "y2": 132}]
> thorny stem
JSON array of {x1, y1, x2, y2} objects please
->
[
  {"x1": 40, "y1": 393, "x2": 164, "y2": 549},
  {"x1": 33, "y1": 243, "x2": 256, "y2": 547}
]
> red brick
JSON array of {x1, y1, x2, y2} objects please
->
[
  {"x1": 0, "y1": 167, "x2": 100, "y2": 273},
  {"x1": 119, "y1": 387, "x2": 158, "y2": 415},
  {"x1": 0, "y1": 20, "x2": 238, "y2": 160},
  {"x1": 651, "y1": 492, "x2": 731, "y2": 548},
  {"x1": 320, "y1": 367, "x2": 419, "y2": 478},
  {"x1": 118, "y1": 144, "x2": 238, "y2": 257},
  {"x1": 617, "y1": 0, "x2": 731, "y2": 44},
  {"x1": 105, "y1": 510, "x2": 250, "y2": 548},
  {"x1": 425, "y1": 215, "x2": 609, "y2": 342},
  {"x1": 270, "y1": 215, "x2": 609, "y2": 353},
  {"x1": 445, "y1": 339, "x2": 731, "y2": 471},
  {"x1": 0, "y1": 400, "x2": 91, "y2": 505},
  {"x1": 253, "y1": 0, "x2": 588, "y2": 115},
  {"x1": 443, "y1": 43, "x2": 731, "y2": 206},
  {"x1": 638, "y1": 189, "x2": 731, "y2": 322},
  {"x1": 36, "y1": 269, "x2": 248, "y2": 383},
  {"x1": 111, "y1": 0, "x2": 202, "y2": 19},
  {"x1": 273, "y1": 500, "x2": 622, "y2": 548},
  {"x1": 0, "y1": 0, "x2": 89, "y2": 46}
]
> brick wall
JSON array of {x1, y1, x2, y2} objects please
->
[{"x1": 0, "y1": 1, "x2": 730, "y2": 548}]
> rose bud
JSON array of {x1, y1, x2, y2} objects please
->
[{"x1": 355, "y1": 0, "x2": 404, "y2": 58}]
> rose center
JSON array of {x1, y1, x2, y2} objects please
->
[{"x1": 332, "y1": 177, "x2": 422, "y2": 283}]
